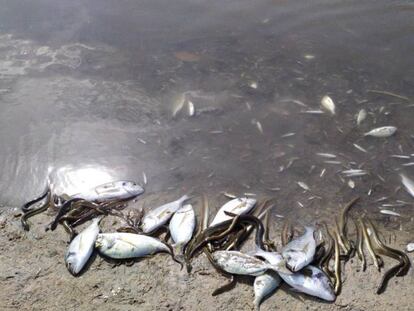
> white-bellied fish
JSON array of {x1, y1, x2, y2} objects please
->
[
  {"x1": 364, "y1": 126, "x2": 397, "y2": 138},
  {"x1": 141, "y1": 195, "x2": 189, "y2": 233},
  {"x1": 282, "y1": 226, "x2": 316, "y2": 272},
  {"x1": 72, "y1": 181, "x2": 144, "y2": 202},
  {"x1": 209, "y1": 197, "x2": 256, "y2": 227},
  {"x1": 169, "y1": 204, "x2": 196, "y2": 255},
  {"x1": 95, "y1": 233, "x2": 170, "y2": 259},
  {"x1": 253, "y1": 271, "x2": 281, "y2": 310},
  {"x1": 400, "y1": 174, "x2": 414, "y2": 198},
  {"x1": 406, "y1": 243, "x2": 414, "y2": 252},
  {"x1": 212, "y1": 251, "x2": 290, "y2": 276},
  {"x1": 356, "y1": 109, "x2": 367, "y2": 125},
  {"x1": 65, "y1": 217, "x2": 101, "y2": 275},
  {"x1": 321, "y1": 96, "x2": 335, "y2": 115}
]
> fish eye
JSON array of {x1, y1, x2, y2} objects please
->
[{"x1": 122, "y1": 182, "x2": 127, "y2": 186}]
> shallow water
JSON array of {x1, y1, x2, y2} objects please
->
[{"x1": 0, "y1": 0, "x2": 413, "y2": 228}]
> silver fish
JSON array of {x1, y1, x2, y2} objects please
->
[
  {"x1": 253, "y1": 272, "x2": 281, "y2": 310},
  {"x1": 212, "y1": 251, "x2": 289, "y2": 276},
  {"x1": 321, "y1": 96, "x2": 335, "y2": 115},
  {"x1": 379, "y1": 210, "x2": 400, "y2": 217},
  {"x1": 406, "y1": 243, "x2": 414, "y2": 252},
  {"x1": 356, "y1": 109, "x2": 367, "y2": 125},
  {"x1": 72, "y1": 180, "x2": 144, "y2": 202},
  {"x1": 400, "y1": 174, "x2": 414, "y2": 198},
  {"x1": 341, "y1": 169, "x2": 368, "y2": 177},
  {"x1": 364, "y1": 126, "x2": 397, "y2": 138},
  {"x1": 169, "y1": 204, "x2": 196, "y2": 254},
  {"x1": 282, "y1": 226, "x2": 316, "y2": 272},
  {"x1": 253, "y1": 248, "x2": 335, "y2": 301},
  {"x1": 141, "y1": 195, "x2": 189, "y2": 233},
  {"x1": 95, "y1": 233, "x2": 170, "y2": 259},
  {"x1": 65, "y1": 217, "x2": 101, "y2": 275},
  {"x1": 209, "y1": 197, "x2": 256, "y2": 227}
]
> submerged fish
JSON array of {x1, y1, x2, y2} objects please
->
[
  {"x1": 400, "y1": 174, "x2": 414, "y2": 198},
  {"x1": 212, "y1": 251, "x2": 289, "y2": 276},
  {"x1": 169, "y1": 204, "x2": 196, "y2": 254},
  {"x1": 321, "y1": 96, "x2": 335, "y2": 115},
  {"x1": 406, "y1": 243, "x2": 414, "y2": 252},
  {"x1": 209, "y1": 197, "x2": 256, "y2": 227},
  {"x1": 72, "y1": 181, "x2": 144, "y2": 202},
  {"x1": 379, "y1": 210, "x2": 400, "y2": 217},
  {"x1": 364, "y1": 126, "x2": 397, "y2": 138},
  {"x1": 253, "y1": 272, "x2": 281, "y2": 310},
  {"x1": 65, "y1": 217, "x2": 101, "y2": 275},
  {"x1": 141, "y1": 195, "x2": 189, "y2": 233},
  {"x1": 95, "y1": 233, "x2": 170, "y2": 259},
  {"x1": 356, "y1": 109, "x2": 367, "y2": 125},
  {"x1": 282, "y1": 226, "x2": 316, "y2": 272}
]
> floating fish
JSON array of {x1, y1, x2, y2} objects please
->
[
  {"x1": 400, "y1": 174, "x2": 414, "y2": 198},
  {"x1": 300, "y1": 110, "x2": 325, "y2": 114},
  {"x1": 379, "y1": 210, "x2": 400, "y2": 217},
  {"x1": 141, "y1": 195, "x2": 190, "y2": 233},
  {"x1": 169, "y1": 204, "x2": 196, "y2": 255},
  {"x1": 253, "y1": 272, "x2": 281, "y2": 310},
  {"x1": 95, "y1": 233, "x2": 170, "y2": 259},
  {"x1": 364, "y1": 126, "x2": 397, "y2": 138},
  {"x1": 321, "y1": 96, "x2": 335, "y2": 115},
  {"x1": 406, "y1": 243, "x2": 414, "y2": 252},
  {"x1": 348, "y1": 180, "x2": 355, "y2": 189},
  {"x1": 72, "y1": 181, "x2": 144, "y2": 202},
  {"x1": 316, "y1": 153, "x2": 336, "y2": 159},
  {"x1": 356, "y1": 109, "x2": 367, "y2": 125},
  {"x1": 212, "y1": 251, "x2": 289, "y2": 276},
  {"x1": 353, "y1": 143, "x2": 368, "y2": 153},
  {"x1": 187, "y1": 101, "x2": 195, "y2": 116},
  {"x1": 341, "y1": 169, "x2": 368, "y2": 177},
  {"x1": 297, "y1": 182, "x2": 310, "y2": 191},
  {"x1": 65, "y1": 217, "x2": 101, "y2": 275},
  {"x1": 282, "y1": 226, "x2": 316, "y2": 272},
  {"x1": 209, "y1": 197, "x2": 256, "y2": 227}
]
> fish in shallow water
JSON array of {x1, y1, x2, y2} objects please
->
[
  {"x1": 212, "y1": 250, "x2": 290, "y2": 276},
  {"x1": 356, "y1": 109, "x2": 367, "y2": 125},
  {"x1": 400, "y1": 174, "x2": 414, "y2": 198},
  {"x1": 253, "y1": 271, "x2": 281, "y2": 310},
  {"x1": 169, "y1": 204, "x2": 196, "y2": 254},
  {"x1": 95, "y1": 232, "x2": 170, "y2": 259},
  {"x1": 72, "y1": 181, "x2": 144, "y2": 202},
  {"x1": 65, "y1": 217, "x2": 101, "y2": 275},
  {"x1": 321, "y1": 96, "x2": 335, "y2": 115},
  {"x1": 282, "y1": 226, "x2": 316, "y2": 272},
  {"x1": 209, "y1": 197, "x2": 256, "y2": 227},
  {"x1": 141, "y1": 195, "x2": 189, "y2": 233},
  {"x1": 364, "y1": 126, "x2": 397, "y2": 138}
]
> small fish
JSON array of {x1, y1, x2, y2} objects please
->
[
  {"x1": 348, "y1": 180, "x2": 355, "y2": 189},
  {"x1": 253, "y1": 272, "x2": 281, "y2": 310},
  {"x1": 65, "y1": 217, "x2": 101, "y2": 275},
  {"x1": 364, "y1": 126, "x2": 397, "y2": 138},
  {"x1": 142, "y1": 172, "x2": 147, "y2": 185},
  {"x1": 400, "y1": 174, "x2": 414, "y2": 198},
  {"x1": 256, "y1": 121, "x2": 264, "y2": 134},
  {"x1": 169, "y1": 204, "x2": 196, "y2": 255},
  {"x1": 353, "y1": 143, "x2": 368, "y2": 153},
  {"x1": 187, "y1": 101, "x2": 195, "y2": 116},
  {"x1": 281, "y1": 265, "x2": 336, "y2": 301},
  {"x1": 356, "y1": 109, "x2": 367, "y2": 125},
  {"x1": 281, "y1": 132, "x2": 296, "y2": 138},
  {"x1": 212, "y1": 251, "x2": 289, "y2": 276},
  {"x1": 282, "y1": 226, "x2": 316, "y2": 272},
  {"x1": 172, "y1": 93, "x2": 186, "y2": 117},
  {"x1": 390, "y1": 155, "x2": 410, "y2": 159},
  {"x1": 380, "y1": 210, "x2": 400, "y2": 217},
  {"x1": 321, "y1": 96, "x2": 335, "y2": 115},
  {"x1": 300, "y1": 110, "x2": 324, "y2": 114},
  {"x1": 297, "y1": 182, "x2": 310, "y2": 191},
  {"x1": 72, "y1": 181, "x2": 144, "y2": 202},
  {"x1": 95, "y1": 233, "x2": 170, "y2": 259},
  {"x1": 141, "y1": 195, "x2": 190, "y2": 233},
  {"x1": 402, "y1": 162, "x2": 414, "y2": 167},
  {"x1": 316, "y1": 153, "x2": 336, "y2": 158},
  {"x1": 324, "y1": 161, "x2": 342, "y2": 165},
  {"x1": 341, "y1": 169, "x2": 368, "y2": 177},
  {"x1": 406, "y1": 243, "x2": 414, "y2": 252},
  {"x1": 209, "y1": 197, "x2": 256, "y2": 227}
]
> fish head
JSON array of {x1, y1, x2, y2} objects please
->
[
  {"x1": 95, "y1": 235, "x2": 116, "y2": 251},
  {"x1": 283, "y1": 250, "x2": 307, "y2": 272},
  {"x1": 65, "y1": 251, "x2": 82, "y2": 275},
  {"x1": 311, "y1": 268, "x2": 336, "y2": 301}
]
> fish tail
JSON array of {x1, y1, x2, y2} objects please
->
[
  {"x1": 253, "y1": 297, "x2": 261, "y2": 311},
  {"x1": 178, "y1": 194, "x2": 191, "y2": 204}
]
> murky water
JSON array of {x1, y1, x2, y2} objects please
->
[{"x1": 0, "y1": 0, "x2": 413, "y2": 227}]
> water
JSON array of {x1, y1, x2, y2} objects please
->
[{"x1": 0, "y1": 0, "x2": 413, "y2": 226}]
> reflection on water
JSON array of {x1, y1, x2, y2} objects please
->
[{"x1": 0, "y1": 0, "x2": 413, "y2": 230}]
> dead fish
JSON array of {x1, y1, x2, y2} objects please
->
[
  {"x1": 400, "y1": 174, "x2": 414, "y2": 198},
  {"x1": 65, "y1": 217, "x2": 101, "y2": 275},
  {"x1": 348, "y1": 180, "x2": 355, "y2": 189},
  {"x1": 280, "y1": 265, "x2": 336, "y2": 301},
  {"x1": 297, "y1": 182, "x2": 310, "y2": 191},
  {"x1": 321, "y1": 96, "x2": 335, "y2": 115},
  {"x1": 282, "y1": 226, "x2": 316, "y2": 272},
  {"x1": 316, "y1": 153, "x2": 336, "y2": 159},
  {"x1": 353, "y1": 143, "x2": 368, "y2": 153},
  {"x1": 254, "y1": 272, "x2": 281, "y2": 310},
  {"x1": 300, "y1": 110, "x2": 325, "y2": 114},
  {"x1": 95, "y1": 232, "x2": 170, "y2": 259},
  {"x1": 72, "y1": 181, "x2": 144, "y2": 202},
  {"x1": 341, "y1": 169, "x2": 368, "y2": 177},
  {"x1": 141, "y1": 195, "x2": 190, "y2": 233},
  {"x1": 172, "y1": 93, "x2": 186, "y2": 117},
  {"x1": 187, "y1": 101, "x2": 195, "y2": 116},
  {"x1": 209, "y1": 197, "x2": 256, "y2": 227},
  {"x1": 356, "y1": 109, "x2": 367, "y2": 125},
  {"x1": 212, "y1": 251, "x2": 289, "y2": 276},
  {"x1": 364, "y1": 126, "x2": 397, "y2": 138},
  {"x1": 406, "y1": 243, "x2": 414, "y2": 252},
  {"x1": 380, "y1": 210, "x2": 401, "y2": 217},
  {"x1": 169, "y1": 204, "x2": 196, "y2": 254}
]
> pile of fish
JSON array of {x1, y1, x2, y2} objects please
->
[{"x1": 20, "y1": 181, "x2": 411, "y2": 310}]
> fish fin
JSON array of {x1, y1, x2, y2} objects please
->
[{"x1": 178, "y1": 194, "x2": 191, "y2": 204}]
